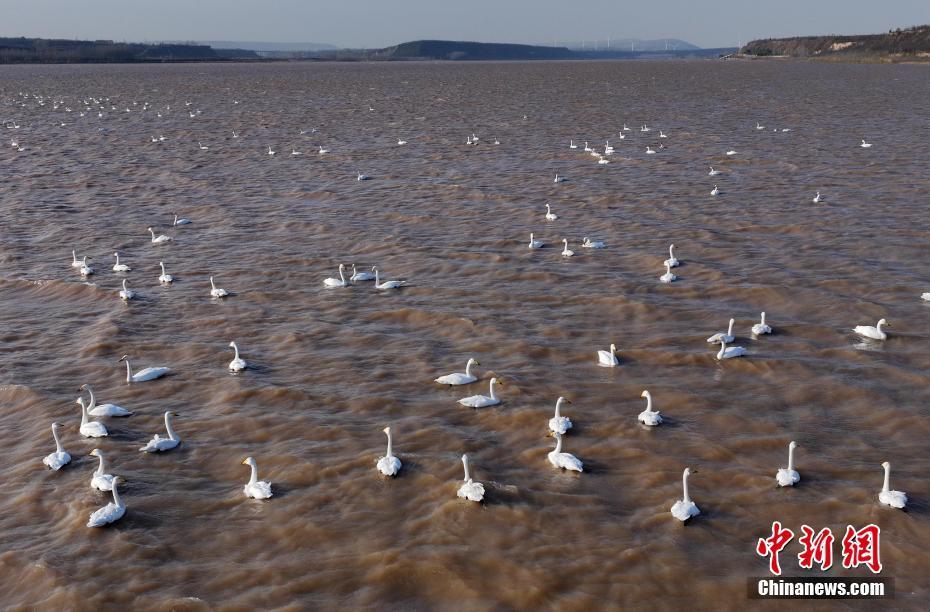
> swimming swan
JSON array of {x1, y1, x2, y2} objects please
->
[
  {"x1": 664, "y1": 244, "x2": 679, "y2": 267},
  {"x1": 323, "y1": 264, "x2": 349, "y2": 287},
  {"x1": 89, "y1": 448, "x2": 116, "y2": 491},
  {"x1": 80, "y1": 384, "x2": 132, "y2": 417},
  {"x1": 528, "y1": 233, "x2": 543, "y2": 249},
  {"x1": 87, "y1": 477, "x2": 125, "y2": 527},
  {"x1": 148, "y1": 227, "x2": 171, "y2": 244},
  {"x1": 638, "y1": 390, "x2": 663, "y2": 426},
  {"x1": 548, "y1": 397, "x2": 572, "y2": 435},
  {"x1": 112, "y1": 252, "x2": 131, "y2": 272},
  {"x1": 173, "y1": 214, "x2": 191, "y2": 226},
  {"x1": 716, "y1": 338, "x2": 747, "y2": 360},
  {"x1": 752, "y1": 312, "x2": 772, "y2": 335},
  {"x1": 376, "y1": 427, "x2": 402, "y2": 476},
  {"x1": 158, "y1": 262, "x2": 173, "y2": 284},
  {"x1": 210, "y1": 276, "x2": 228, "y2": 298},
  {"x1": 435, "y1": 358, "x2": 479, "y2": 385},
  {"x1": 140, "y1": 411, "x2": 181, "y2": 452},
  {"x1": 708, "y1": 166, "x2": 720, "y2": 176},
  {"x1": 78, "y1": 398, "x2": 108, "y2": 438},
  {"x1": 458, "y1": 377, "x2": 501, "y2": 408},
  {"x1": 671, "y1": 468, "x2": 700, "y2": 521},
  {"x1": 582, "y1": 237, "x2": 605, "y2": 249},
  {"x1": 660, "y1": 262, "x2": 677, "y2": 283},
  {"x1": 79, "y1": 257, "x2": 94, "y2": 277},
  {"x1": 878, "y1": 461, "x2": 907, "y2": 509},
  {"x1": 119, "y1": 355, "x2": 169, "y2": 383},
  {"x1": 118, "y1": 279, "x2": 135, "y2": 301},
  {"x1": 710, "y1": 185, "x2": 719, "y2": 196},
  {"x1": 860, "y1": 139, "x2": 872, "y2": 148},
  {"x1": 42, "y1": 422, "x2": 71, "y2": 470},
  {"x1": 350, "y1": 265, "x2": 376, "y2": 281},
  {"x1": 854, "y1": 318, "x2": 887, "y2": 341},
  {"x1": 228, "y1": 341, "x2": 247, "y2": 371},
  {"x1": 597, "y1": 343, "x2": 619, "y2": 367},
  {"x1": 242, "y1": 457, "x2": 273, "y2": 499},
  {"x1": 776, "y1": 441, "x2": 800, "y2": 487},
  {"x1": 812, "y1": 191, "x2": 821, "y2": 203},
  {"x1": 707, "y1": 319, "x2": 735, "y2": 344},
  {"x1": 547, "y1": 433, "x2": 583, "y2": 472},
  {"x1": 457, "y1": 454, "x2": 485, "y2": 502},
  {"x1": 561, "y1": 239, "x2": 574, "y2": 257},
  {"x1": 545, "y1": 204, "x2": 558, "y2": 221},
  {"x1": 374, "y1": 268, "x2": 405, "y2": 289},
  {"x1": 71, "y1": 250, "x2": 83, "y2": 268}
]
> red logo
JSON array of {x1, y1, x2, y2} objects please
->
[
  {"x1": 758, "y1": 522, "x2": 881, "y2": 575},
  {"x1": 757, "y1": 521, "x2": 795, "y2": 575},
  {"x1": 842, "y1": 524, "x2": 882, "y2": 574}
]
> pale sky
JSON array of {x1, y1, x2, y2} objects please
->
[{"x1": 1, "y1": 0, "x2": 928, "y2": 49}]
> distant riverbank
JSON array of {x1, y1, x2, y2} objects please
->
[{"x1": 740, "y1": 25, "x2": 930, "y2": 63}]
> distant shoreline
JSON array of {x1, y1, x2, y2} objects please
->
[{"x1": 740, "y1": 25, "x2": 930, "y2": 63}]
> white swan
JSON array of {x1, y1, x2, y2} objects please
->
[
  {"x1": 726, "y1": 149, "x2": 737, "y2": 156},
  {"x1": 435, "y1": 358, "x2": 479, "y2": 385},
  {"x1": 458, "y1": 377, "x2": 501, "y2": 408},
  {"x1": 318, "y1": 145, "x2": 329, "y2": 154},
  {"x1": 597, "y1": 343, "x2": 619, "y2": 367},
  {"x1": 457, "y1": 454, "x2": 485, "y2": 502},
  {"x1": 528, "y1": 233, "x2": 543, "y2": 249},
  {"x1": 707, "y1": 319, "x2": 735, "y2": 344},
  {"x1": 622, "y1": 124, "x2": 630, "y2": 131},
  {"x1": 708, "y1": 166, "x2": 720, "y2": 176},
  {"x1": 209, "y1": 276, "x2": 228, "y2": 298},
  {"x1": 42, "y1": 422, "x2": 71, "y2": 470},
  {"x1": 548, "y1": 397, "x2": 572, "y2": 435},
  {"x1": 671, "y1": 468, "x2": 700, "y2": 521},
  {"x1": 78, "y1": 397, "x2": 108, "y2": 438},
  {"x1": 664, "y1": 244, "x2": 679, "y2": 267},
  {"x1": 198, "y1": 141, "x2": 209, "y2": 150},
  {"x1": 119, "y1": 355, "x2": 169, "y2": 383},
  {"x1": 659, "y1": 131, "x2": 667, "y2": 138},
  {"x1": 173, "y1": 214, "x2": 191, "y2": 226},
  {"x1": 641, "y1": 125, "x2": 651, "y2": 132},
  {"x1": 118, "y1": 278, "x2": 135, "y2": 301},
  {"x1": 756, "y1": 122, "x2": 765, "y2": 130},
  {"x1": 638, "y1": 390, "x2": 663, "y2": 426},
  {"x1": 376, "y1": 427, "x2": 402, "y2": 476},
  {"x1": 598, "y1": 154, "x2": 611, "y2": 163},
  {"x1": 660, "y1": 262, "x2": 677, "y2": 283},
  {"x1": 922, "y1": 292, "x2": 930, "y2": 301},
  {"x1": 228, "y1": 341, "x2": 247, "y2": 371},
  {"x1": 148, "y1": 227, "x2": 171, "y2": 243},
  {"x1": 158, "y1": 261, "x2": 173, "y2": 284},
  {"x1": 646, "y1": 146, "x2": 655, "y2": 155},
  {"x1": 716, "y1": 338, "x2": 747, "y2": 360},
  {"x1": 350, "y1": 265, "x2": 376, "y2": 281},
  {"x1": 397, "y1": 139, "x2": 407, "y2": 145},
  {"x1": 79, "y1": 257, "x2": 94, "y2": 277},
  {"x1": 582, "y1": 237, "x2": 605, "y2": 249},
  {"x1": 112, "y1": 252, "x2": 131, "y2": 272},
  {"x1": 357, "y1": 172, "x2": 369, "y2": 181},
  {"x1": 554, "y1": 174, "x2": 565, "y2": 183},
  {"x1": 547, "y1": 433, "x2": 583, "y2": 472},
  {"x1": 140, "y1": 411, "x2": 181, "y2": 452},
  {"x1": 89, "y1": 448, "x2": 116, "y2": 491},
  {"x1": 583, "y1": 141, "x2": 592, "y2": 152},
  {"x1": 854, "y1": 318, "x2": 887, "y2": 340},
  {"x1": 776, "y1": 441, "x2": 800, "y2": 487},
  {"x1": 323, "y1": 264, "x2": 349, "y2": 287},
  {"x1": 561, "y1": 239, "x2": 574, "y2": 257},
  {"x1": 569, "y1": 140, "x2": 577, "y2": 149},
  {"x1": 710, "y1": 185, "x2": 719, "y2": 196},
  {"x1": 878, "y1": 461, "x2": 907, "y2": 509},
  {"x1": 81, "y1": 384, "x2": 132, "y2": 417},
  {"x1": 267, "y1": 146, "x2": 276, "y2": 156},
  {"x1": 545, "y1": 204, "x2": 558, "y2": 221},
  {"x1": 752, "y1": 312, "x2": 772, "y2": 335},
  {"x1": 242, "y1": 457, "x2": 273, "y2": 499},
  {"x1": 374, "y1": 267, "x2": 405, "y2": 289},
  {"x1": 71, "y1": 250, "x2": 83, "y2": 268},
  {"x1": 860, "y1": 139, "x2": 872, "y2": 148},
  {"x1": 812, "y1": 191, "x2": 821, "y2": 203},
  {"x1": 87, "y1": 477, "x2": 126, "y2": 527}
]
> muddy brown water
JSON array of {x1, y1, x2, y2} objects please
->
[{"x1": 1, "y1": 60, "x2": 929, "y2": 610}]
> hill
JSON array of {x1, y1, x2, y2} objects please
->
[
  {"x1": 0, "y1": 37, "x2": 259, "y2": 63},
  {"x1": 376, "y1": 40, "x2": 574, "y2": 60},
  {"x1": 741, "y1": 25, "x2": 930, "y2": 61}
]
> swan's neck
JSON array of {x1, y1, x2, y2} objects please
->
[
  {"x1": 669, "y1": 245, "x2": 674, "y2": 257},
  {"x1": 149, "y1": 228, "x2": 155, "y2": 238},
  {"x1": 111, "y1": 480, "x2": 123, "y2": 507},
  {"x1": 462, "y1": 456, "x2": 470, "y2": 481},
  {"x1": 338, "y1": 267, "x2": 345, "y2": 283},
  {"x1": 876, "y1": 321, "x2": 884, "y2": 333},
  {"x1": 682, "y1": 471, "x2": 691, "y2": 503},
  {"x1": 555, "y1": 436, "x2": 563, "y2": 453},
  {"x1": 86, "y1": 386, "x2": 96, "y2": 410},
  {"x1": 165, "y1": 413, "x2": 178, "y2": 440},
  {"x1": 465, "y1": 361, "x2": 473, "y2": 377},
  {"x1": 125, "y1": 359, "x2": 133, "y2": 382},
  {"x1": 787, "y1": 445, "x2": 795, "y2": 471},
  {"x1": 248, "y1": 462, "x2": 258, "y2": 485},
  {"x1": 717, "y1": 341, "x2": 726, "y2": 358},
  {"x1": 385, "y1": 431, "x2": 393, "y2": 457},
  {"x1": 727, "y1": 320, "x2": 734, "y2": 335},
  {"x1": 375, "y1": 270, "x2": 380, "y2": 285},
  {"x1": 489, "y1": 380, "x2": 497, "y2": 400},
  {"x1": 160, "y1": 263, "x2": 166, "y2": 274},
  {"x1": 761, "y1": 312, "x2": 766, "y2": 325},
  {"x1": 882, "y1": 464, "x2": 890, "y2": 493},
  {"x1": 644, "y1": 393, "x2": 652, "y2": 412},
  {"x1": 174, "y1": 215, "x2": 178, "y2": 224},
  {"x1": 96, "y1": 453, "x2": 106, "y2": 476},
  {"x1": 352, "y1": 265, "x2": 358, "y2": 276},
  {"x1": 80, "y1": 399, "x2": 88, "y2": 425},
  {"x1": 232, "y1": 343, "x2": 240, "y2": 360},
  {"x1": 115, "y1": 253, "x2": 120, "y2": 265},
  {"x1": 122, "y1": 279, "x2": 128, "y2": 291},
  {"x1": 210, "y1": 277, "x2": 216, "y2": 290},
  {"x1": 52, "y1": 426, "x2": 63, "y2": 453},
  {"x1": 554, "y1": 398, "x2": 564, "y2": 418},
  {"x1": 72, "y1": 250, "x2": 77, "y2": 262}
]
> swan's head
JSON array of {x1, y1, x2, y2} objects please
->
[
  {"x1": 90, "y1": 448, "x2": 101, "y2": 457},
  {"x1": 339, "y1": 264, "x2": 345, "y2": 270},
  {"x1": 242, "y1": 457, "x2": 256, "y2": 467},
  {"x1": 610, "y1": 343, "x2": 617, "y2": 353},
  {"x1": 557, "y1": 396, "x2": 571, "y2": 405},
  {"x1": 491, "y1": 377, "x2": 502, "y2": 386},
  {"x1": 641, "y1": 390, "x2": 650, "y2": 399},
  {"x1": 167, "y1": 411, "x2": 179, "y2": 417},
  {"x1": 118, "y1": 355, "x2": 129, "y2": 362},
  {"x1": 147, "y1": 227, "x2": 153, "y2": 231},
  {"x1": 113, "y1": 252, "x2": 119, "y2": 257},
  {"x1": 881, "y1": 461, "x2": 890, "y2": 469},
  {"x1": 76, "y1": 397, "x2": 86, "y2": 407},
  {"x1": 79, "y1": 383, "x2": 89, "y2": 391},
  {"x1": 788, "y1": 441, "x2": 797, "y2": 450},
  {"x1": 878, "y1": 318, "x2": 887, "y2": 327},
  {"x1": 468, "y1": 358, "x2": 479, "y2": 366},
  {"x1": 683, "y1": 467, "x2": 696, "y2": 477},
  {"x1": 229, "y1": 341, "x2": 237, "y2": 348},
  {"x1": 583, "y1": 237, "x2": 589, "y2": 243},
  {"x1": 383, "y1": 426, "x2": 391, "y2": 435},
  {"x1": 52, "y1": 422, "x2": 62, "y2": 430}
]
